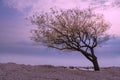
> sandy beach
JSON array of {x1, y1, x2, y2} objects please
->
[{"x1": 0, "y1": 63, "x2": 120, "y2": 80}]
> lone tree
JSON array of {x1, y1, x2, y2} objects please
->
[{"x1": 30, "y1": 8, "x2": 110, "y2": 71}]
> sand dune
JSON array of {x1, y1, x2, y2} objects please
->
[{"x1": 0, "y1": 63, "x2": 120, "y2": 80}]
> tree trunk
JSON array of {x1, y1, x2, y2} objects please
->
[
  {"x1": 90, "y1": 48, "x2": 100, "y2": 71},
  {"x1": 92, "y1": 57, "x2": 100, "y2": 71},
  {"x1": 81, "y1": 48, "x2": 100, "y2": 71}
]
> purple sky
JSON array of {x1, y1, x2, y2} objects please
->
[{"x1": 0, "y1": 0, "x2": 120, "y2": 67}]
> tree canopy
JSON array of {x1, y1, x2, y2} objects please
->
[{"x1": 30, "y1": 8, "x2": 110, "y2": 71}]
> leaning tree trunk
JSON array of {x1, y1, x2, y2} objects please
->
[
  {"x1": 90, "y1": 48, "x2": 100, "y2": 71},
  {"x1": 92, "y1": 57, "x2": 100, "y2": 71}
]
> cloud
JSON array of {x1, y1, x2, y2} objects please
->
[
  {"x1": 2, "y1": 0, "x2": 120, "y2": 36},
  {"x1": 1, "y1": 0, "x2": 120, "y2": 35},
  {"x1": 2, "y1": 0, "x2": 120, "y2": 10},
  {"x1": 2, "y1": 0, "x2": 82, "y2": 15},
  {"x1": 2, "y1": 0, "x2": 34, "y2": 12},
  {"x1": 0, "y1": 0, "x2": 108, "y2": 14},
  {"x1": 2, "y1": 0, "x2": 120, "y2": 18}
]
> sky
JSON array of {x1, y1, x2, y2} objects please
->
[{"x1": 0, "y1": 0, "x2": 120, "y2": 67}]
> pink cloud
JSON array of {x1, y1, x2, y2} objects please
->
[{"x1": 2, "y1": 0, "x2": 120, "y2": 36}]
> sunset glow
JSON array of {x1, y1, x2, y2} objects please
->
[{"x1": 0, "y1": 0, "x2": 120, "y2": 67}]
